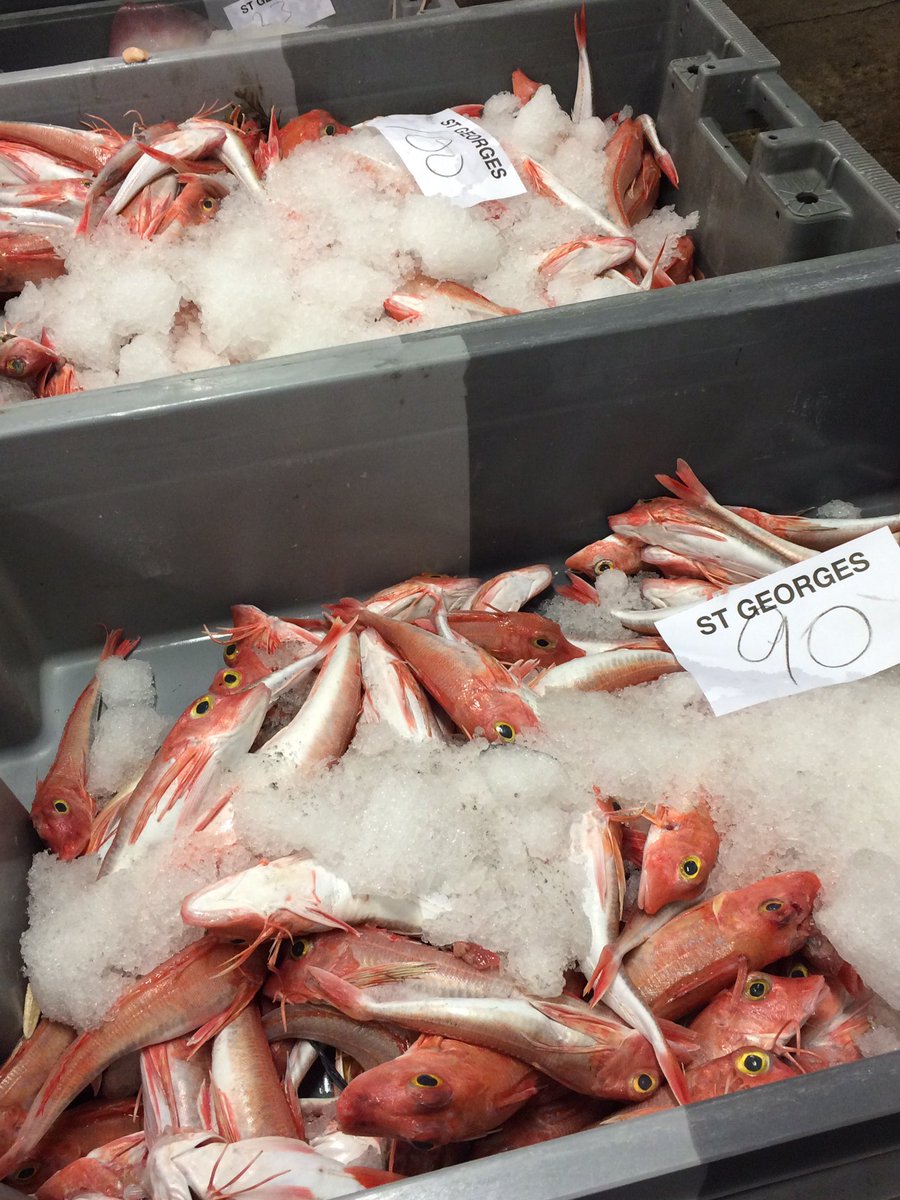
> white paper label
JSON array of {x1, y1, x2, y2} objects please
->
[
  {"x1": 367, "y1": 110, "x2": 526, "y2": 208},
  {"x1": 223, "y1": 0, "x2": 334, "y2": 32},
  {"x1": 656, "y1": 526, "x2": 900, "y2": 716}
]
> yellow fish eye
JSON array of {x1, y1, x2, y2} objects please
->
[
  {"x1": 594, "y1": 559, "x2": 614, "y2": 574},
  {"x1": 200, "y1": 196, "x2": 217, "y2": 212},
  {"x1": 52, "y1": 799, "x2": 70, "y2": 814},
  {"x1": 759, "y1": 898, "x2": 785, "y2": 914},
  {"x1": 224, "y1": 643, "x2": 239, "y2": 662},
  {"x1": 289, "y1": 937, "x2": 311, "y2": 960},
  {"x1": 736, "y1": 1050, "x2": 769, "y2": 1076},
  {"x1": 493, "y1": 721, "x2": 516, "y2": 743},
  {"x1": 788, "y1": 962, "x2": 810, "y2": 979},
  {"x1": 7, "y1": 356, "x2": 26, "y2": 377},
  {"x1": 743, "y1": 976, "x2": 771, "y2": 1001},
  {"x1": 191, "y1": 695, "x2": 214, "y2": 718},
  {"x1": 324, "y1": 123, "x2": 337, "y2": 136},
  {"x1": 679, "y1": 855, "x2": 702, "y2": 881},
  {"x1": 412, "y1": 1073, "x2": 441, "y2": 1088},
  {"x1": 531, "y1": 636, "x2": 555, "y2": 650},
  {"x1": 631, "y1": 1071, "x2": 657, "y2": 1096},
  {"x1": 222, "y1": 670, "x2": 241, "y2": 689}
]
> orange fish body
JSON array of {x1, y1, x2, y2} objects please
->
[
  {"x1": 280, "y1": 110, "x2": 350, "y2": 157},
  {"x1": 336, "y1": 1035, "x2": 540, "y2": 1145},
  {"x1": 4, "y1": 1096, "x2": 141, "y2": 1190},
  {"x1": 625, "y1": 873, "x2": 820, "y2": 1020},
  {"x1": 688, "y1": 970, "x2": 826, "y2": 1064},
  {"x1": 31, "y1": 628, "x2": 139, "y2": 860},
  {"x1": 636, "y1": 797, "x2": 721, "y2": 915}
]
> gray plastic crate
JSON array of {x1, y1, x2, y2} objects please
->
[{"x1": 2, "y1": 243, "x2": 900, "y2": 1195}]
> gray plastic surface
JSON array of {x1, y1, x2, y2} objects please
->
[{"x1": 0, "y1": 783, "x2": 37, "y2": 1058}]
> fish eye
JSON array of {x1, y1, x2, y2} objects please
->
[
  {"x1": 631, "y1": 1071, "x2": 657, "y2": 1096},
  {"x1": 200, "y1": 196, "x2": 217, "y2": 212},
  {"x1": 7, "y1": 356, "x2": 26, "y2": 377},
  {"x1": 52, "y1": 799, "x2": 70, "y2": 814},
  {"x1": 679, "y1": 855, "x2": 702, "y2": 880},
  {"x1": 12, "y1": 1165, "x2": 36, "y2": 1181},
  {"x1": 531, "y1": 636, "x2": 555, "y2": 649},
  {"x1": 760, "y1": 899, "x2": 785, "y2": 913},
  {"x1": 412, "y1": 1073, "x2": 441, "y2": 1088},
  {"x1": 789, "y1": 963, "x2": 810, "y2": 979},
  {"x1": 736, "y1": 1050, "x2": 769, "y2": 1076},
  {"x1": 324, "y1": 123, "x2": 336, "y2": 136},
  {"x1": 191, "y1": 695, "x2": 213, "y2": 717},
  {"x1": 224, "y1": 643, "x2": 239, "y2": 662},
  {"x1": 289, "y1": 937, "x2": 311, "y2": 960},
  {"x1": 594, "y1": 559, "x2": 614, "y2": 574},
  {"x1": 743, "y1": 976, "x2": 771, "y2": 1001},
  {"x1": 222, "y1": 670, "x2": 241, "y2": 688},
  {"x1": 493, "y1": 721, "x2": 516, "y2": 743}
]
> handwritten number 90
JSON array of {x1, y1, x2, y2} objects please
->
[{"x1": 737, "y1": 604, "x2": 872, "y2": 684}]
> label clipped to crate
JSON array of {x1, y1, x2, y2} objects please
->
[
  {"x1": 223, "y1": 0, "x2": 334, "y2": 32},
  {"x1": 367, "y1": 110, "x2": 526, "y2": 208},
  {"x1": 656, "y1": 526, "x2": 900, "y2": 716}
]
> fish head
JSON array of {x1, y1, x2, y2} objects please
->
[
  {"x1": 689, "y1": 1046, "x2": 800, "y2": 1101},
  {"x1": 207, "y1": 650, "x2": 272, "y2": 695},
  {"x1": 0, "y1": 334, "x2": 58, "y2": 381},
  {"x1": 565, "y1": 534, "x2": 643, "y2": 577},
  {"x1": 31, "y1": 776, "x2": 93, "y2": 860},
  {"x1": 593, "y1": 1033, "x2": 664, "y2": 1104},
  {"x1": 720, "y1": 872, "x2": 820, "y2": 961},
  {"x1": 638, "y1": 799, "x2": 721, "y2": 915},
  {"x1": 336, "y1": 1050, "x2": 458, "y2": 1144},
  {"x1": 734, "y1": 970, "x2": 827, "y2": 1029},
  {"x1": 155, "y1": 174, "x2": 228, "y2": 236},
  {"x1": 264, "y1": 929, "x2": 359, "y2": 1002},
  {"x1": 280, "y1": 109, "x2": 351, "y2": 155}
]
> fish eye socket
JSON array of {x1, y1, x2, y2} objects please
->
[
  {"x1": 52, "y1": 799, "x2": 70, "y2": 814},
  {"x1": 760, "y1": 899, "x2": 784, "y2": 913},
  {"x1": 12, "y1": 1165, "x2": 36, "y2": 1181},
  {"x1": 224, "y1": 643, "x2": 239, "y2": 662},
  {"x1": 736, "y1": 1050, "x2": 769, "y2": 1076},
  {"x1": 222, "y1": 670, "x2": 241, "y2": 688},
  {"x1": 200, "y1": 196, "x2": 216, "y2": 212},
  {"x1": 7, "y1": 356, "x2": 26, "y2": 377},
  {"x1": 191, "y1": 695, "x2": 213, "y2": 717},
  {"x1": 412, "y1": 1073, "x2": 441, "y2": 1088},
  {"x1": 289, "y1": 937, "x2": 310, "y2": 959},
  {"x1": 789, "y1": 963, "x2": 810, "y2": 979},
  {"x1": 493, "y1": 721, "x2": 516, "y2": 743},
  {"x1": 531, "y1": 636, "x2": 555, "y2": 649},
  {"x1": 594, "y1": 559, "x2": 614, "y2": 574},
  {"x1": 679, "y1": 855, "x2": 702, "y2": 880},
  {"x1": 324, "y1": 123, "x2": 336, "y2": 136},
  {"x1": 631, "y1": 1071, "x2": 657, "y2": 1095},
  {"x1": 744, "y1": 976, "x2": 771, "y2": 1001}
]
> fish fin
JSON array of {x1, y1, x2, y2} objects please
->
[
  {"x1": 555, "y1": 573, "x2": 600, "y2": 605},
  {"x1": 98, "y1": 626, "x2": 141, "y2": 662},
  {"x1": 307, "y1": 968, "x2": 375, "y2": 1021},
  {"x1": 197, "y1": 1077, "x2": 216, "y2": 1132},
  {"x1": 185, "y1": 988, "x2": 254, "y2": 1052},
  {"x1": 658, "y1": 1019, "x2": 700, "y2": 1060},
  {"x1": 128, "y1": 743, "x2": 214, "y2": 844},
  {"x1": 652, "y1": 955, "x2": 746, "y2": 1017},
  {"x1": 620, "y1": 827, "x2": 647, "y2": 866},
  {"x1": 655, "y1": 460, "x2": 717, "y2": 509},
  {"x1": 210, "y1": 1081, "x2": 240, "y2": 1142},
  {"x1": 731, "y1": 959, "x2": 750, "y2": 1001},
  {"x1": 660, "y1": 520, "x2": 728, "y2": 544},
  {"x1": 585, "y1": 945, "x2": 620, "y2": 1003},
  {"x1": 494, "y1": 1077, "x2": 541, "y2": 1108},
  {"x1": 529, "y1": 998, "x2": 624, "y2": 1042},
  {"x1": 345, "y1": 961, "x2": 438, "y2": 989},
  {"x1": 346, "y1": 1168, "x2": 405, "y2": 1188}
]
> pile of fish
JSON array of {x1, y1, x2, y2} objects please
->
[
  {"x1": 0, "y1": 5, "x2": 694, "y2": 401},
  {"x1": 0, "y1": 458, "x2": 893, "y2": 1196}
]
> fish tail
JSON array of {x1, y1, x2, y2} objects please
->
[
  {"x1": 655, "y1": 459, "x2": 716, "y2": 509},
  {"x1": 98, "y1": 626, "x2": 141, "y2": 661},
  {"x1": 574, "y1": 2, "x2": 587, "y2": 50},
  {"x1": 586, "y1": 946, "x2": 620, "y2": 1003},
  {"x1": 307, "y1": 968, "x2": 374, "y2": 1022}
]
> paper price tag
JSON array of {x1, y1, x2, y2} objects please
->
[
  {"x1": 223, "y1": 0, "x2": 334, "y2": 32},
  {"x1": 656, "y1": 526, "x2": 900, "y2": 716},
  {"x1": 368, "y1": 110, "x2": 526, "y2": 208}
]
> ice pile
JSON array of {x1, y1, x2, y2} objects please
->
[
  {"x1": 6, "y1": 86, "x2": 698, "y2": 396},
  {"x1": 87, "y1": 657, "x2": 169, "y2": 798}
]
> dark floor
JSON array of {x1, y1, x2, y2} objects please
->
[{"x1": 728, "y1": 0, "x2": 900, "y2": 181}]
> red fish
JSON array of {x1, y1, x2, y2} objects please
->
[
  {"x1": 445, "y1": 611, "x2": 584, "y2": 668},
  {"x1": 31, "y1": 628, "x2": 139, "y2": 860},
  {"x1": 3, "y1": 1097, "x2": 141, "y2": 1190},
  {"x1": 326, "y1": 600, "x2": 540, "y2": 744},
  {"x1": 688, "y1": 969, "x2": 826, "y2": 1064},
  {"x1": 625, "y1": 873, "x2": 821, "y2": 1019},
  {"x1": 0, "y1": 1022, "x2": 76, "y2": 1158},
  {"x1": 0, "y1": 330, "x2": 59, "y2": 383},
  {"x1": 565, "y1": 533, "x2": 644, "y2": 577},
  {"x1": 634, "y1": 796, "x2": 721, "y2": 916},
  {"x1": 280, "y1": 110, "x2": 350, "y2": 157},
  {"x1": 469, "y1": 1085, "x2": 607, "y2": 1156},
  {"x1": 511, "y1": 69, "x2": 542, "y2": 104},
  {"x1": 154, "y1": 174, "x2": 229, "y2": 237},
  {"x1": 336, "y1": 1035, "x2": 540, "y2": 1145}
]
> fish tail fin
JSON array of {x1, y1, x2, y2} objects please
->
[
  {"x1": 521, "y1": 156, "x2": 560, "y2": 203},
  {"x1": 654, "y1": 1035, "x2": 692, "y2": 1106},
  {"x1": 658, "y1": 1019, "x2": 700, "y2": 1061},
  {"x1": 555, "y1": 572, "x2": 600, "y2": 605},
  {"x1": 98, "y1": 626, "x2": 141, "y2": 662},
  {"x1": 324, "y1": 597, "x2": 366, "y2": 624},
  {"x1": 655, "y1": 459, "x2": 716, "y2": 509},
  {"x1": 574, "y1": 2, "x2": 587, "y2": 50},
  {"x1": 307, "y1": 968, "x2": 375, "y2": 1022},
  {"x1": 586, "y1": 945, "x2": 620, "y2": 1003}
]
